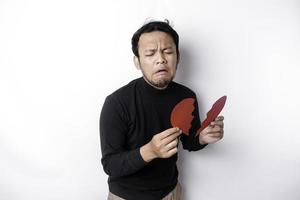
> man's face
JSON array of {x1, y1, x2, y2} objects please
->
[{"x1": 134, "y1": 31, "x2": 179, "y2": 89}]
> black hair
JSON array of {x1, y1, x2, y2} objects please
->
[{"x1": 131, "y1": 20, "x2": 179, "y2": 57}]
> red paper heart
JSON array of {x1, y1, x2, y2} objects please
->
[
  {"x1": 196, "y1": 95, "x2": 227, "y2": 136},
  {"x1": 170, "y1": 98, "x2": 195, "y2": 135}
]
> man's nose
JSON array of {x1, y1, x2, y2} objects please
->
[{"x1": 156, "y1": 52, "x2": 167, "y2": 64}]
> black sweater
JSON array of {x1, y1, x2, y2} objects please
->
[{"x1": 100, "y1": 77, "x2": 206, "y2": 200}]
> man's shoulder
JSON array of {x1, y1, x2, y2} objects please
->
[
  {"x1": 106, "y1": 78, "x2": 140, "y2": 102},
  {"x1": 171, "y1": 81, "x2": 196, "y2": 96}
]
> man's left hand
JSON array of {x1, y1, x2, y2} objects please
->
[{"x1": 199, "y1": 116, "x2": 224, "y2": 145}]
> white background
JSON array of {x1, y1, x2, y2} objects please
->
[{"x1": 1, "y1": 0, "x2": 300, "y2": 199}]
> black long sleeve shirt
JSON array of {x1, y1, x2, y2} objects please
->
[{"x1": 100, "y1": 77, "x2": 206, "y2": 200}]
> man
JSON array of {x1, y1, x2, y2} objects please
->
[{"x1": 100, "y1": 20, "x2": 224, "y2": 200}]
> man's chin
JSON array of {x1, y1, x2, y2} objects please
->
[
  {"x1": 142, "y1": 74, "x2": 174, "y2": 89},
  {"x1": 151, "y1": 78, "x2": 172, "y2": 89}
]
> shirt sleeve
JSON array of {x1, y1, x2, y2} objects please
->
[
  {"x1": 180, "y1": 96, "x2": 208, "y2": 151},
  {"x1": 100, "y1": 96, "x2": 147, "y2": 177}
]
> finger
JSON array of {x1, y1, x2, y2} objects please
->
[
  {"x1": 164, "y1": 138, "x2": 179, "y2": 151},
  {"x1": 199, "y1": 125, "x2": 213, "y2": 136},
  {"x1": 161, "y1": 130, "x2": 182, "y2": 145},
  {"x1": 210, "y1": 134, "x2": 224, "y2": 139},
  {"x1": 207, "y1": 126, "x2": 223, "y2": 133},
  {"x1": 210, "y1": 120, "x2": 224, "y2": 128},
  {"x1": 159, "y1": 127, "x2": 181, "y2": 140},
  {"x1": 210, "y1": 126, "x2": 223, "y2": 132},
  {"x1": 166, "y1": 147, "x2": 178, "y2": 157},
  {"x1": 206, "y1": 124, "x2": 219, "y2": 131},
  {"x1": 207, "y1": 130, "x2": 224, "y2": 137},
  {"x1": 215, "y1": 115, "x2": 224, "y2": 121}
]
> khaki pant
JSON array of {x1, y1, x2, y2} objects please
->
[{"x1": 107, "y1": 182, "x2": 182, "y2": 200}]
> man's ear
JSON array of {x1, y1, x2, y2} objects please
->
[{"x1": 133, "y1": 56, "x2": 140, "y2": 70}]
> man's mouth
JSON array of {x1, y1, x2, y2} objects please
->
[{"x1": 156, "y1": 69, "x2": 168, "y2": 74}]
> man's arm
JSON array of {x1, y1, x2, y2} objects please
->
[{"x1": 100, "y1": 96, "x2": 147, "y2": 177}]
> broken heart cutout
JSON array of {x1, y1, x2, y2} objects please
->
[
  {"x1": 195, "y1": 95, "x2": 227, "y2": 136},
  {"x1": 170, "y1": 96, "x2": 227, "y2": 136},
  {"x1": 170, "y1": 98, "x2": 196, "y2": 135}
]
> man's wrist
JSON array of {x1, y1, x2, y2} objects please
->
[{"x1": 140, "y1": 143, "x2": 156, "y2": 162}]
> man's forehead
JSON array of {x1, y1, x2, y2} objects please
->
[{"x1": 139, "y1": 31, "x2": 175, "y2": 47}]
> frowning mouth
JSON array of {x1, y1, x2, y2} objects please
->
[{"x1": 155, "y1": 69, "x2": 168, "y2": 74}]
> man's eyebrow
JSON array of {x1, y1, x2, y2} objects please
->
[
  {"x1": 143, "y1": 46, "x2": 174, "y2": 52},
  {"x1": 144, "y1": 49, "x2": 156, "y2": 52},
  {"x1": 162, "y1": 47, "x2": 173, "y2": 50}
]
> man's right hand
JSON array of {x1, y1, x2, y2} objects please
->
[{"x1": 140, "y1": 127, "x2": 182, "y2": 162}]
